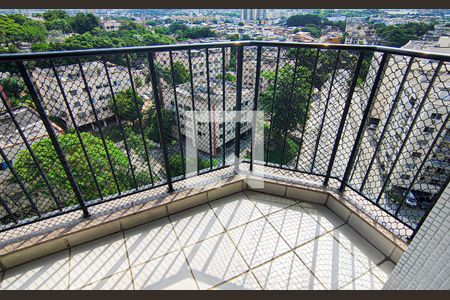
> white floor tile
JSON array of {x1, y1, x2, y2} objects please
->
[
  {"x1": 298, "y1": 202, "x2": 345, "y2": 231},
  {"x1": 331, "y1": 225, "x2": 385, "y2": 268},
  {"x1": 77, "y1": 270, "x2": 134, "y2": 290},
  {"x1": 212, "y1": 271, "x2": 261, "y2": 290},
  {"x1": 340, "y1": 271, "x2": 385, "y2": 290},
  {"x1": 1, "y1": 251, "x2": 69, "y2": 290},
  {"x1": 228, "y1": 218, "x2": 291, "y2": 268},
  {"x1": 371, "y1": 261, "x2": 395, "y2": 283},
  {"x1": 267, "y1": 205, "x2": 325, "y2": 249},
  {"x1": 252, "y1": 251, "x2": 326, "y2": 290},
  {"x1": 170, "y1": 204, "x2": 225, "y2": 247},
  {"x1": 210, "y1": 192, "x2": 263, "y2": 230},
  {"x1": 124, "y1": 217, "x2": 180, "y2": 267},
  {"x1": 295, "y1": 233, "x2": 371, "y2": 289},
  {"x1": 132, "y1": 250, "x2": 198, "y2": 290},
  {"x1": 183, "y1": 233, "x2": 248, "y2": 290},
  {"x1": 70, "y1": 233, "x2": 129, "y2": 289},
  {"x1": 245, "y1": 191, "x2": 296, "y2": 216}
]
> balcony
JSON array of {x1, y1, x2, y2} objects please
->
[{"x1": 0, "y1": 41, "x2": 449, "y2": 290}]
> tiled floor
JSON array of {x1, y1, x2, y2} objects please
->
[{"x1": 0, "y1": 191, "x2": 395, "y2": 290}]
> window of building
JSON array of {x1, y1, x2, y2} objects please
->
[
  {"x1": 412, "y1": 152, "x2": 422, "y2": 159},
  {"x1": 400, "y1": 174, "x2": 411, "y2": 180},
  {"x1": 69, "y1": 90, "x2": 77, "y2": 96},
  {"x1": 406, "y1": 163, "x2": 416, "y2": 169},
  {"x1": 74, "y1": 101, "x2": 81, "y2": 107},
  {"x1": 431, "y1": 113, "x2": 442, "y2": 120},
  {"x1": 424, "y1": 127, "x2": 435, "y2": 135},
  {"x1": 0, "y1": 161, "x2": 9, "y2": 171},
  {"x1": 197, "y1": 131, "x2": 203, "y2": 136}
]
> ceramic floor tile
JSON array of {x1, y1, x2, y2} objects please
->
[
  {"x1": 297, "y1": 202, "x2": 345, "y2": 231},
  {"x1": 170, "y1": 204, "x2": 225, "y2": 247},
  {"x1": 267, "y1": 205, "x2": 325, "y2": 249},
  {"x1": 340, "y1": 271, "x2": 385, "y2": 290},
  {"x1": 69, "y1": 233, "x2": 129, "y2": 289},
  {"x1": 371, "y1": 261, "x2": 395, "y2": 283},
  {"x1": 245, "y1": 191, "x2": 297, "y2": 216},
  {"x1": 252, "y1": 251, "x2": 326, "y2": 290},
  {"x1": 331, "y1": 225, "x2": 385, "y2": 268},
  {"x1": 212, "y1": 271, "x2": 261, "y2": 290},
  {"x1": 131, "y1": 250, "x2": 198, "y2": 290},
  {"x1": 210, "y1": 192, "x2": 264, "y2": 230},
  {"x1": 76, "y1": 270, "x2": 134, "y2": 290},
  {"x1": 183, "y1": 233, "x2": 248, "y2": 289},
  {"x1": 294, "y1": 233, "x2": 371, "y2": 290},
  {"x1": 124, "y1": 217, "x2": 181, "y2": 267},
  {"x1": 228, "y1": 217, "x2": 291, "y2": 268},
  {"x1": 0, "y1": 251, "x2": 69, "y2": 290}
]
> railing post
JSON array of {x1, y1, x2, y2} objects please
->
[
  {"x1": 234, "y1": 45, "x2": 244, "y2": 172},
  {"x1": 250, "y1": 45, "x2": 262, "y2": 172},
  {"x1": 339, "y1": 53, "x2": 389, "y2": 192},
  {"x1": 147, "y1": 52, "x2": 174, "y2": 192},
  {"x1": 324, "y1": 51, "x2": 365, "y2": 186},
  {"x1": 17, "y1": 61, "x2": 90, "y2": 217}
]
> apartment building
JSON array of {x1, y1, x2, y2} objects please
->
[
  {"x1": 31, "y1": 61, "x2": 148, "y2": 129},
  {"x1": 370, "y1": 42, "x2": 450, "y2": 199},
  {"x1": 165, "y1": 79, "x2": 254, "y2": 154}
]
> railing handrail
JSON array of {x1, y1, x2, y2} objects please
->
[{"x1": 1, "y1": 41, "x2": 450, "y2": 62}]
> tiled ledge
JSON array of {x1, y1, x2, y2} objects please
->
[{"x1": 0, "y1": 171, "x2": 407, "y2": 271}]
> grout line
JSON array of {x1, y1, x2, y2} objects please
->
[
  {"x1": 121, "y1": 226, "x2": 136, "y2": 290},
  {"x1": 167, "y1": 213, "x2": 200, "y2": 290},
  {"x1": 67, "y1": 247, "x2": 72, "y2": 290}
]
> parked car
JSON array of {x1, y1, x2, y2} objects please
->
[{"x1": 405, "y1": 192, "x2": 418, "y2": 208}]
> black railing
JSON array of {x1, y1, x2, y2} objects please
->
[{"x1": 0, "y1": 41, "x2": 449, "y2": 242}]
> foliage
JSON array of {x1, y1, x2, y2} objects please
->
[
  {"x1": 109, "y1": 88, "x2": 144, "y2": 122},
  {"x1": 374, "y1": 22, "x2": 434, "y2": 47},
  {"x1": 238, "y1": 21, "x2": 244, "y2": 26},
  {"x1": 178, "y1": 26, "x2": 217, "y2": 39},
  {"x1": 303, "y1": 24, "x2": 322, "y2": 38},
  {"x1": 69, "y1": 13, "x2": 100, "y2": 34},
  {"x1": 259, "y1": 63, "x2": 312, "y2": 136},
  {"x1": 14, "y1": 132, "x2": 132, "y2": 205},
  {"x1": 216, "y1": 72, "x2": 236, "y2": 83},
  {"x1": 123, "y1": 126, "x2": 155, "y2": 160},
  {"x1": 0, "y1": 14, "x2": 47, "y2": 47},
  {"x1": 143, "y1": 107, "x2": 176, "y2": 144},
  {"x1": 286, "y1": 14, "x2": 321, "y2": 27},
  {"x1": 168, "y1": 153, "x2": 218, "y2": 178},
  {"x1": 159, "y1": 61, "x2": 190, "y2": 86}
]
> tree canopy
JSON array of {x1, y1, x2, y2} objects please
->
[
  {"x1": 374, "y1": 22, "x2": 434, "y2": 47},
  {"x1": 109, "y1": 88, "x2": 144, "y2": 123},
  {"x1": 14, "y1": 132, "x2": 132, "y2": 205}
]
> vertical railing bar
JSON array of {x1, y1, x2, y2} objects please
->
[
  {"x1": 17, "y1": 61, "x2": 89, "y2": 217},
  {"x1": 311, "y1": 50, "x2": 341, "y2": 173},
  {"x1": 221, "y1": 47, "x2": 226, "y2": 167},
  {"x1": 339, "y1": 52, "x2": 390, "y2": 192},
  {"x1": 0, "y1": 146, "x2": 41, "y2": 217},
  {"x1": 187, "y1": 49, "x2": 199, "y2": 175},
  {"x1": 265, "y1": 47, "x2": 281, "y2": 165},
  {"x1": 205, "y1": 49, "x2": 213, "y2": 170},
  {"x1": 77, "y1": 58, "x2": 121, "y2": 195},
  {"x1": 50, "y1": 60, "x2": 104, "y2": 200},
  {"x1": 280, "y1": 48, "x2": 301, "y2": 167},
  {"x1": 168, "y1": 51, "x2": 186, "y2": 177},
  {"x1": 295, "y1": 49, "x2": 320, "y2": 170},
  {"x1": 234, "y1": 45, "x2": 244, "y2": 172},
  {"x1": 250, "y1": 45, "x2": 262, "y2": 172},
  {"x1": 409, "y1": 175, "x2": 450, "y2": 241},
  {"x1": 375, "y1": 61, "x2": 443, "y2": 203},
  {"x1": 0, "y1": 92, "x2": 63, "y2": 210},
  {"x1": 0, "y1": 195, "x2": 17, "y2": 224},
  {"x1": 324, "y1": 51, "x2": 365, "y2": 186},
  {"x1": 394, "y1": 114, "x2": 449, "y2": 216},
  {"x1": 102, "y1": 58, "x2": 137, "y2": 189},
  {"x1": 147, "y1": 52, "x2": 173, "y2": 192},
  {"x1": 125, "y1": 54, "x2": 155, "y2": 185},
  {"x1": 359, "y1": 57, "x2": 415, "y2": 192}
]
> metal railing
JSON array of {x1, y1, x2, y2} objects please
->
[{"x1": 0, "y1": 41, "x2": 449, "y2": 242}]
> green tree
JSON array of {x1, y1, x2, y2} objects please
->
[
  {"x1": 159, "y1": 61, "x2": 190, "y2": 86},
  {"x1": 109, "y1": 88, "x2": 144, "y2": 123},
  {"x1": 286, "y1": 14, "x2": 322, "y2": 27},
  {"x1": 167, "y1": 154, "x2": 218, "y2": 178},
  {"x1": 143, "y1": 107, "x2": 175, "y2": 143},
  {"x1": 260, "y1": 63, "x2": 312, "y2": 137},
  {"x1": 42, "y1": 9, "x2": 69, "y2": 21},
  {"x1": 14, "y1": 132, "x2": 132, "y2": 205},
  {"x1": 70, "y1": 12, "x2": 100, "y2": 34},
  {"x1": 238, "y1": 21, "x2": 244, "y2": 26}
]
